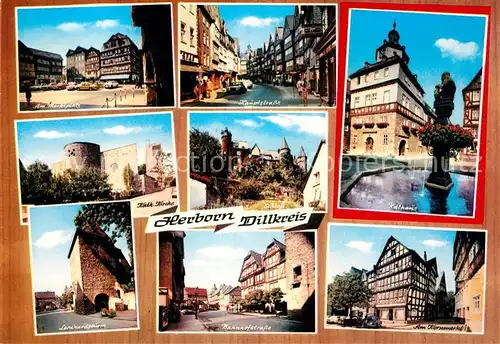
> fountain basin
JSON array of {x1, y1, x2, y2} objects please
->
[{"x1": 342, "y1": 169, "x2": 475, "y2": 216}]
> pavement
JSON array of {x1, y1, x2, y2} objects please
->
[
  {"x1": 181, "y1": 83, "x2": 323, "y2": 107},
  {"x1": 130, "y1": 187, "x2": 178, "y2": 218},
  {"x1": 167, "y1": 310, "x2": 313, "y2": 333},
  {"x1": 19, "y1": 85, "x2": 147, "y2": 111},
  {"x1": 326, "y1": 319, "x2": 473, "y2": 333},
  {"x1": 35, "y1": 310, "x2": 138, "y2": 334}
]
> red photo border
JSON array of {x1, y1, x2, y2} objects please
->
[{"x1": 333, "y1": 2, "x2": 491, "y2": 225}]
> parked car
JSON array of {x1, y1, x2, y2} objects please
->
[
  {"x1": 362, "y1": 315, "x2": 382, "y2": 328},
  {"x1": 56, "y1": 82, "x2": 68, "y2": 90},
  {"x1": 104, "y1": 80, "x2": 119, "y2": 89},
  {"x1": 48, "y1": 83, "x2": 59, "y2": 90},
  {"x1": 40, "y1": 84, "x2": 50, "y2": 90},
  {"x1": 77, "y1": 82, "x2": 98, "y2": 91},
  {"x1": 242, "y1": 79, "x2": 253, "y2": 89},
  {"x1": 342, "y1": 316, "x2": 363, "y2": 327},
  {"x1": 227, "y1": 81, "x2": 247, "y2": 95},
  {"x1": 326, "y1": 315, "x2": 344, "y2": 324},
  {"x1": 180, "y1": 306, "x2": 194, "y2": 315},
  {"x1": 67, "y1": 82, "x2": 78, "y2": 91},
  {"x1": 31, "y1": 85, "x2": 43, "y2": 91}
]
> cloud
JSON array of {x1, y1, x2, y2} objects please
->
[
  {"x1": 34, "y1": 230, "x2": 73, "y2": 249},
  {"x1": 197, "y1": 246, "x2": 247, "y2": 260},
  {"x1": 239, "y1": 16, "x2": 280, "y2": 28},
  {"x1": 95, "y1": 19, "x2": 119, "y2": 29},
  {"x1": 103, "y1": 125, "x2": 142, "y2": 135},
  {"x1": 258, "y1": 114, "x2": 326, "y2": 136},
  {"x1": 345, "y1": 240, "x2": 374, "y2": 253},
  {"x1": 434, "y1": 38, "x2": 479, "y2": 61},
  {"x1": 33, "y1": 130, "x2": 74, "y2": 139},
  {"x1": 56, "y1": 22, "x2": 86, "y2": 32},
  {"x1": 235, "y1": 119, "x2": 263, "y2": 128},
  {"x1": 421, "y1": 239, "x2": 448, "y2": 248}
]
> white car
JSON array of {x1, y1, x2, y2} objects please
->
[
  {"x1": 104, "y1": 81, "x2": 119, "y2": 89},
  {"x1": 242, "y1": 79, "x2": 253, "y2": 89},
  {"x1": 67, "y1": 82, "x2": 78, "y2": 91}
]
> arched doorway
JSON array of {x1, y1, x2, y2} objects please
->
[
  {"x1": 365, "y1": 137, "x2": 374, "y2": 153},
  {"x1": 95, "y1": 294, "x2": 109, "y2": 313},
  {"x1": 398, "y1": 140, "x2": 407, "y2": 156}
]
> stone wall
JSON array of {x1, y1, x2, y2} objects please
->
[
  {"x1": 100, "y1": 144, "x2": 138, "y2": 192},
  {"x1": 284, "y1": 232, "x2": 316, "y2": 323},
  {"x1": 304, "y1": 142, "x2": 327, "y2": 210},
  {"x1": 69, "y1": 236, "x2": 85, "y2": 314},
  {"x1": 76, "y1": 236, "x2": 121, "y2": 314},
  {"x1": 140, "y1": 174, "x2": 160, "y2": 194},
  {"x1": 158, "y1": 234, "x2": 173, "y2": 299}
]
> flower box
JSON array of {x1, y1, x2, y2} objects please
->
[
  {"x1": 418, "y1": 123, "x2": 474, "y2": 149},
  {"x1": 364, "y1": 123, "x2": 375, "y2": 128},
  {"x1": 376, "y1": 122, "x2": 389, "y2": 128},
  {"x1": 353, "y1": 123, "x2": 363, "y2": 129}
]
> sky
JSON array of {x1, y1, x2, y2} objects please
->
[
  {"x1": 347, "y1": 9, "x2": 487, "y2": 125},
  {"x1": 30, "y1": 203, "x2": 130, "y2": 296},
  {"x1": 327, "y1": 224, "x2": 458, "y2": 293},
  {"x1": 189, "y1": 112, "x2": 326, "y2": 161},
  {"x1": 181, "y1": 230, "x2": 285, "y2": 292},
  {"x1": 218, "y1": 5, "x2": 295, "y2": 55},
  {"x1": 17, "y1": 5, "x2": 142, "y2": 61},
  {"x1": 16, "y1": 113, "x2": 174, "y2": 167}
]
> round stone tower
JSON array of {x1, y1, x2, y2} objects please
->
[
  {"x1": 64, "y1": 142, "x2": 101, "y2": 172},
  {"x1": 221, "y1": 127, "x2": 233, "y2": 159}
]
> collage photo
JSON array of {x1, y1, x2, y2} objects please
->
[{"x1": 2, "y1": 0, "x2": 493, "y2": 342}]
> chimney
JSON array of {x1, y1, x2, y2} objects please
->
[{"x1": 424, "y1": 251, "x2": 427, "y2": 261}]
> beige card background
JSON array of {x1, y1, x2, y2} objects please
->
[{"x1": 0, "y1": 0, "x2": 498, "y2": 343}]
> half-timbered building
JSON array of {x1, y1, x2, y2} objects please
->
[
  {"x1": 453, "y1": 231, "x2": 486, "y2": 331},
  {"x1": 462, "y1": 69, "x2": 482, "y2": 158},
  {"x1": 363, "y1": 236, "x2": 439, "y2": 322},
  {"x1": 347, "y1": 22, "x2": 436, "y2": 156}
]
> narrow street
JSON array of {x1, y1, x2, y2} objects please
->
[
  {"x1": 36, "y1": 310, "x2": 138, "y2": 334},
  {"x1": 168, "y1": 311, "x2": 313, "y2": 333},
  {"x1": 182, "y1": 83, "x2": 322, "y2": 107}
]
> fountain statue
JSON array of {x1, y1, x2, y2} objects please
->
[{"x1": 425, "y1": 72, "x2": 456, "y2": 192}]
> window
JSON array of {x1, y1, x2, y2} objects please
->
[
  {"x1": 383, "y1": 90, "x2": 390, "y2": 103},
  {"x1": 365, "y1": 94, "x2": 371, "y2": 106},
  {"x1": 472, "y1": 128, "x2": 478, "y2": 139},
  {"x1": 471, "y1": 109, "x2": 480, "y2": 121},
  {"x1": 473, "y1": 295, "x2": 480, "y2": 312},
  {"x1": 472, "y1": 90, "x2": 480, "y2": 102},
  {"x1": 374, "y1": 70, "x2": 380, "y2": 80},
  {"x1": 354, "y1": 96, "x2": 360, "y2": 107},
  {"x1": 353, "y1": 135, "x2": 358, "y2": 144},
  {"x1": 383, "y1": 134, "x2": 388, "y2": 145},
  {"x1": 384, "y1": 67, "x2": 389, "y2": 77},
  {"x1": 364, "y1": 74, "x2": 369, "y2": 82},
  {"x1": 372, "y1": 92, "x2": 377, "y2": 104},
  {"x1": 402, "y1": 94, "x2": 410, "y2": 108},
  {"x1": 190, "y1": 27, "x2": 195, "y2": 46},
  {"x1": 180, "y1": 22, "x2": 186, "y2": 43},
  {"x1": 293, "y1": 265, "x2": 302, "y2": 279}
]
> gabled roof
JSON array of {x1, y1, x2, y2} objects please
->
[
  {"x1": 67, "y1": 224, "x2": 133, "y2": 285},
  {"x1": 275, "y1": 27, "x2": 284, "y2": 41},
  {"x1": 265, "y1": 238, "x2": 286, "y2": 256},
  {"x1": 284, "y1": 15, "x2": 295, "y2": 33},
  {"x1": 281, "y1": 138, "x2": 290, "y2": 150},
  {"x1": 67, "y1": 46, "x2": 88, "y2": 56},
  {"x1": 238, "y1": 250, "x2": 264, "y2": 282},
  {"x1": 463, "y1": 68, "x2": 482, "y2": 92},
  {"x1": 35, "y1": 291, "x2": 56, "y2": 299},
  {"x1": 299, "y1": 146, "x2": 306, "y2": 157},
  {"x1": 28, "y1": 46, "x2": 63, "y2": 61}
]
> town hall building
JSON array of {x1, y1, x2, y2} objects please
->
[{"x1": 347, "y1": 22, "x2": 436, "y2": 157}]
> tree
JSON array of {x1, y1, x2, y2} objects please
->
[
  {"x1": 138, "y1": 163, "x2": 146, "y2": 175},
  {"x1": 52, "y1": 168, "x2": 112, "y2": 203},
  {"x1": 61, "y1": 285, "x2": 73, "y2": 308},
  {"x1": 327, "y1": 272, "x2": 371, "y2": 317},
  {"x1": 20, "y1": 161, "x2": 54, "y2": 204},
  {"x1": 74, "y1": 202, "x2": 133, "y2": 265},
  {"x1": 122, "y1": 163, "x2": 139, "y2": 196},
  {"x1": 444, "y1": 291, "x2": 455, "y2": 317},
  {"x1": 150, "y1": 149, "x2": 174, "y2": 188},
  {"x1": 269, "y1": 288, "x2": 284, "y2": 304},
  {"x1": 190, "y1": 128, "x2": 222, "y2": 175}
]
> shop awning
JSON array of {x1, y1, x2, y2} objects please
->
[
  {"x1": 181, "y1": 65, "x2": 203, "y2": 73},
  {"x1": 101, "y1": 74, "x2": 130, "y2": 80}
]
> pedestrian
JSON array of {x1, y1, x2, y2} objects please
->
[
  {"x1": 296, "y1": 77, "x2": 303, "y2": 97},
  {"x1": 194, "y1": 305, "x2": 198, "y2": 319},
  {"x1": 193, "y1": 83, "x2": 200, "y2": 101},
  {"x1": 302, "y1": 79, "x2": 309, "y2": 106},
  {"x1": 25, "y1": 84, "x2": 32, "y2": 107}
]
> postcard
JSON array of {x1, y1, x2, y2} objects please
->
[
  {"x1": 16, "y1": 3, "x2": 175, "y2": 112},
  {"x1": 28, "y1": 201, "x2": 139, "y2": 335},
  {"x1": 325, "y1": 223, "x2": 486, "y2": 334},
  {"x1": 188, "y1": 111, "x2": 328, "y2": 215},
  {"x1": 179, "y1": 4, "x2": 337, "y2": 108},
  {"x1": 332, "y1": 3, "x2": 490, "y2": 224},
  {"x1": 157, "y1": 228, "x2": 317, "y2": 333},
  {"x1": 16, "y1": 112, "x2": 178, "y2": 224}
]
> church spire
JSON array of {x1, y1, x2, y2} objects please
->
[{"x1": 281, "y1": 138, "x2": 290, "y2": 150}]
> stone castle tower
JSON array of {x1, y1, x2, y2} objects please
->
[
  {"x1": 221, "y1": 127, "x2": 233, "y2": 159},
  {"x1": 279, "y1": 138, "x2": 291, "y2": 161},
  {"x1": 296, "y1": 146, "x2": 307, "y2": 171}
]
